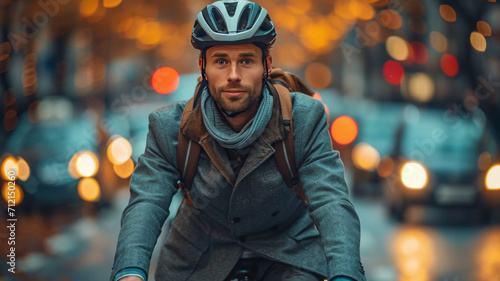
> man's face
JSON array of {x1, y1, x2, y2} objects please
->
[{"x1": 201, "y1": 44, "x2": 272, "y2": 114}]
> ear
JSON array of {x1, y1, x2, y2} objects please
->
[
  {"x1": 198, "y1": 57, "x2": 203, "y2": 72},
  {"x1": 266, "y1": 55, "x2": 272, "y2": 75}
]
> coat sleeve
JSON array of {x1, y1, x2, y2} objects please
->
[
  {"x1": 293, "y1": 96, "x2": 366, "y2": 281},
  {"x1": 110, "y1": 110, "x2": 181, "y2": 281}
]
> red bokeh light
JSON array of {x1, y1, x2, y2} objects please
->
[
  {"x1": 410, "y1": 41, "x2": 429, "y2": 64},
  {"x1": 383, "y1": 60, "x2": 405, "y2": 85},
  {"x1": 151, "y1": 67, "x2": 180, "y2": 94},
  {"x1": 441, "y1": 54, "x2": 459, "y2": 77}
]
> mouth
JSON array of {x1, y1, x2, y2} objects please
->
[{"x1": 222, "y1": 90, "x2": 246, "y2": 97}]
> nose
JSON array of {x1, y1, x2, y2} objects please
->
[{"x1": 227, "y1": 64, "x2": 241, "y2": 83}]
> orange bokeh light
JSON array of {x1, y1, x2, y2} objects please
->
[
  {"x1": 151, "y1": 67, "x2": 180, "y2": 94},
  {"x1": 330, "y1": 116, "x2": 358, "y2": 145}
]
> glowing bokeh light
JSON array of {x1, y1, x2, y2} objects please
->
[
  {"x1": 379, "y1": 9, "x2": 402, "y2": 29},
  {"x1": 330, "y1": 116, "x2": 358, "y2": 145},
  {"x1": 151, "y1": 67, "x2": 180, "y2": 94},
  {"x1": 401, "y1": 162, "x2": 427, "y2": 189},
  {"x1": 478, "y1": 152, "x2": 492, "y2": 171},
  {"x1": 75, "y1": 152, "x2": 99, "y2": 178},
  {"x1": 107, "y1": 137, "x2": 133, "y2": 165},
  {"x1": 377, "y1": 156, "x2": 394, "y2": 178},
  {"x1": 410, "y1": 41, "x2": 429, "y2": 64},
  {"x1": 383, "y1": 60, "x2": 405, "y2": 85},
  {"x1": 408, "y1": 72, "x2": 435, "y2": 103},
  {"x1": 17, "y1": 157, "x2": 30, "y2": 181},
  {"x1": 79, "y1": 0, "x2": 98, "y2": 17},
  {"x1": 305, "y1": 63, "x2": 332, "y2": 89},
  {"x1": 352, "y1": 143, "x2": 381, "y2": 171},
  {"x1": 440, "y1": 54, "x2": 459, "y2": 77},
  {"x1": 103, "y1": 0, "x2": 122, "y2": 8},
  {"x1": 386, "y1": 36, "x2": 410, "y2": 61},
  {"x1": 477, "y1": 21, "x2": 492, "y2": 36},
  {"x1": 470, "y1": 32, "x2": 487, "y2": 52},
  {"x1": 2, "y1": 182, "x2": 23, "y2": 206},
  {"x1": 113, "y1": 158, "x2": 135, "y2": 179},
  {"x1": 430, "y1": 31, "x2": 448, "y2": 52},
  {"x1": 1, "y1": 156, "x2": 18, "y2": 181},
  {"x1": 485, "y1": 165, "x2": 500, "y2": 190},
  {"x1": 78, "y1": 178, "x2": 101, "y2": 202},
  {"x1": 439, "y1": 5, "x2": 456, "y2": 22}
]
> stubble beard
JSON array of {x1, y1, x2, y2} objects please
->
[{"x1": 209, "y1": 83, "x2": 262, "y2": 114}]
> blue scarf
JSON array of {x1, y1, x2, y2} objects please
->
[{"x1": 201, "y1": 85, "x2": 273, "y2": 149}]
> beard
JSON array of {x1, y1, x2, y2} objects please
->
[{"x1": 209, "y1": 82, "x2": 262, "y2": 114}]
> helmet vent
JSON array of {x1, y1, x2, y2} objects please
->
[
  {"x1": 238, "y1": 5, "x2": 251, "y2": 31},
  {"x1": 224, "y1": 2, "x2": 237, "y2": 17},
  {"x1": 211, "y1": 7, "x2": 228, "y2": 32}
]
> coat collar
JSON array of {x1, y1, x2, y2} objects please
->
[{"x1": 180, "y1": 85, "x2": 286, "y2": 146}]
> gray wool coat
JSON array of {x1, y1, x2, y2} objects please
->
[{"x1": 110, "y1": 91, "x2": 366, "y2": 281}]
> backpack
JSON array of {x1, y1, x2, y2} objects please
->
[{"x1": 177, "y1": 68, "x2": 315, "y2": 205}]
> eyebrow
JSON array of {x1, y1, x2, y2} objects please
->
[{"x1": 211, "y1": 52, "x2": 258, "y2": 58}]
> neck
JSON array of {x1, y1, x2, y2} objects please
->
[{"x1": 221, "y1": 101, "x2": 260, "y2": 132}]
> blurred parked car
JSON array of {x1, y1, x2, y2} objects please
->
[
  {"x1": 381, "y1": 107, "x2": 500, "y2": 221},
  {"x1": 1, "y1": 97, "x2": 104, "y2": 210}
]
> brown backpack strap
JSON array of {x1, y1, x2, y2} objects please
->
[
  {"x1": 267, "y1": 81, "x2": 307, "y2": 203},
  {"x1": 177, "y1": 87, "x2": 204, "y2": 206}
]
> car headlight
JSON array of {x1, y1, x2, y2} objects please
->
[
  {"x1": 485, "y1": 165, "x2": 500, "y2": 190},
  {"x1": 401, "y1": 161, "x2": 428, "y2": 189}
]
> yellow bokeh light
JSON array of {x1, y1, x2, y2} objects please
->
[
  {"x1": 79, "y1": 0, "x2": 98, "y2": 18},
  {"x1": 439, "y1": 5, "x2": 456, "y2": 22},
  {"x1": 352, "y1": 143, "x2": 381, "y2": 171},
  {"x1": 485, "y1": 165, "x2": 500, "y2": 190},
  {"x1": 408, "y1": 72, "x2": 435, "y2": 103},
  {"x1": 335, "y1": 1, "x2": 356, "y2": 20},
  {"x1": 2, "y1": 182, "x2": 23, "y2": 206},
  {"x1": 401, "y1": 162, "x2": 427, "y2": 189},
  {"x1": 477, "y1": 21, "x2": 492, "y2": 37},
  {"x1": 349, "y1": 0, "x2": 375, "y2": 20},
  {"x1": 139, "y1": 21, "x2": 162, "y2": 45},
  {"x1": 286, "y1": 0, "x2": 311, "y2": 14},
  {"x1": 430, "y1": 31, "x2": 448, "y2": 52},
  {"x1": 103, "y1": 0, "x2": 122, "y2": 8},
  {"x1": 392, "y1": 227, "x2": 436, "y2": 280},
  {"x1": 304, "y1": 62, "x2": 332, "y2": 89},
  {"x1": 2, "y1": 156, "x2": 18, "y2": 181},
  {"x1": 69, "y1": 151, "x2": 99, "y2": 178},
  {"x1": 276, "y1": 43, "x2": 306, "y2": 69},
  {"x1": 386, "y1": 36, "x2": 410, "y2": 61},
  {"x1": 17, "y1": 157, "x2": 30, "y2": 181},
  {"x1": 471, "y1": 31, "x2": 487, "y2": 52},
  {"x1": 107, "y1": 136, "x2": 133, "y2": 165},
  {"x1": 475, "y1": 228, "x2": 500, "y2": 281},
  {"x1": 78, "y1": 178, "x2": 101, "y2": 202},
  {"x1": 113, "y1": 158, "x2": 135, "y2": 179}
]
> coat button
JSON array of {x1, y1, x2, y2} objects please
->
[
  {"x1": 271, "y1": 211, "x2": 280, "y2": 217},
  {"x1": 230, "y1": 217, "x2": 241, "y2": 224}
]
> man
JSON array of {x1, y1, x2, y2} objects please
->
[{"x1": 110, "y1": 1, "x2": 366, "y2": 280}]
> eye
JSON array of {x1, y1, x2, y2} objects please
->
[
  {"x1": 241, "y1": 59, "x2": 253, "y2": 65},
  {"x1": 215, "y1": 59, "x2": 227, "y2": 65}
]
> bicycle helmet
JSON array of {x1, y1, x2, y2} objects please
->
[{"x1": 191, "y1": 0, "x2": 277, "y2": 50}]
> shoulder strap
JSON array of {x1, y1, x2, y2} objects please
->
[
  {"x1": 267, "y1": 81, "x2": 307, "y2": 203},
  {"x1": 177, "y1": 81, "x2": 206, "y2": 206}
]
